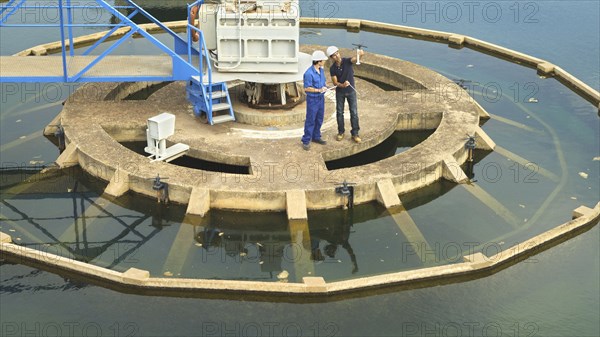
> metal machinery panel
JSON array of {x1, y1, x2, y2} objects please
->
[{"x1": 201, "y1": 0, "x2": 299, "y2": 73}]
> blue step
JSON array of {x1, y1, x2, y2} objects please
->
[{"x1": 187, "y1": 77, "x2": 235, "y2": 125}]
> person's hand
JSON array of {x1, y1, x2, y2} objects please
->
[
  {"x1": 192, "y1": 31, "x2": 199, "y2": 42},
  {"x1": 358, "y1": 49, "x2": 365, "y2": 57},
  {"x1": 343, "y1": 81, "x2": 350, "y2": 88},
  {"x1": 321, "y1": 86, "x2": 327, "y2": 93}
]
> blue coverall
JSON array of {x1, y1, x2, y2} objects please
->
[{"x1": 301, "y1": 65, "x2": 326, "y2": 145}]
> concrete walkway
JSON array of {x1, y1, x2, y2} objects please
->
[{"x1": 56, "y1": 47, "x2": 491, "y2": 214}]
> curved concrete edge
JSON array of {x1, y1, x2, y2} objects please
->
[
  {"x1": 552, "y1": 66, "x2": 600, "y2": 107},
  {"x1": 2, "y1": 203, "x2": 597, "y2": 297},
  {"x1": 56, "y1": 49, "x2": 482, "y2": 211},
  {"x1": 13, "y1": 20, "x2": 189, "y2": 56},
  {"x1": 299, "y1": 18, "x2": 600, "y2": 108}
]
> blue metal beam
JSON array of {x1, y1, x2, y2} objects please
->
[
  {"x1": 70, "y1": 28, "x2": 139, "y2": 82},
  {"x1": 82, "y1": 10, "x2": 139, "y2": 56},
  {"x1": 58, "y1": 0, "x2": 69, "y2": 81},
  {"x1": 1, "y1": 0, "x2": 201, "y2": 82},
  {"x1": 0, "y1": 0, "x2": 24, "y2": 24},
  {"x1": 67, "y1": 0, "x2": 74, "y2": 57},
  {"x1": 0, "y1": 76, "x2": 177, "y2": 83},
  {"x1": 0, "y1": 0, "x2": 18, "y2": 16}
]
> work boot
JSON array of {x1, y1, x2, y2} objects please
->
[
  {"x1": 302, "y1": 143, "x2": 310, "y2": 151},
  {"x1": 312, "y1": 138, "x2": 327, "y2": 145},
  {"x1": 336, "y1": 134, "x2": 344, "y2": 141},
  {"x1": 352, "y1": 135, "x2": 361, "y2": 143}
]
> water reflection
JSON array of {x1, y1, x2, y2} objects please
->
[
  {"x1": 1, "y1": 165, "x2": 482, "y2": 283},
  {"x1": 0, "y1": 167, "x2": 170, "y2": 270},
  {"x1": 310, "y1": 211, "x2": 358, "y2": 274}
]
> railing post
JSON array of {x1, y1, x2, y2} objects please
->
[
  {"x1": 67, "y1": 0, "x2": 74, "y2": 56},
  {"x1": 58, "y1": 0, "x2": 69, "y2": 81}
]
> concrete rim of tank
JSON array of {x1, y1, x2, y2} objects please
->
[{"x1": 55, "y1": 46, "x2": 492, "y2": 214}]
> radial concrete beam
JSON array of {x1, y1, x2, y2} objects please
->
[
  {"x1": 104, "y1": 168, "x2": 130, "y2": 197},
  {"x1": 346, "y1": 19, "x2": 361, "y2": 31},
  {"x1": 572, "y1": 205, "x2": 594, "y2": 219},
  {"x1": 186, "y1": 187, "x2": 210, "y2": 216},
  {"x1": 303, "y1": 276, "x2": 327, "y2": 293},
  {"x1": 471, "y1": 99, "x2": 491, "y2": 119},
  {"x1": 463, "y1": 252, "x2": 492, "y2": 269},
  {"x1": 537, "y1": 62, "x2": 555, "y2": 75},
  {"x1": 448, "y1": 34, "x2": 465, "y2": 46},
  {"x1": 442, "y1": 158, "x2": 469, "y2": 184},
  {"x1": 462, "y1": 184, "x2": 521, "y2": 229},
  {"x1": 474, "y1": 126, "x2": 496, "y2": 150},
  {"x1": 388, "y1": 204, "x2": 434, "y2": 265},
  {"x1": 43, "y1": 113, "x2": 62, "y2": 136},
  {"x1": 376, "y1": 179, "x2": 401, "y2": 208},
  {"x1": 55, "y1": 143, "x2": 79, "y2": 168},
  {"x1": 495, "y1": 146, "x2": 560, "y2": 182},
  {"x1": 286, "y1": 190, "x2": 308, "y2": 220},
  {"x1": 122, "y1": 268, "x2": 150, "y2": 286},
  {"x1": 289, "y1": 219, "x2": 315, "y2": 279},
  {"x1": 0, "y1": 232, "x2": 12, "y2": 244},
  {"x1": 162, "y1": 222, "x2": 196, "y2": 277}
]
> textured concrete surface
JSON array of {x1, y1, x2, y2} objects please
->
[
  {"x1": 286, "y1": 190, "x2": 308, "y2": 220},
  {"x1": 57, "y1": 47, "x2": 487, "y2": 211}
]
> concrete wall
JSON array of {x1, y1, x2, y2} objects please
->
[{"x1": 2, "y1": 202, "x2": 597, "y2": 297}]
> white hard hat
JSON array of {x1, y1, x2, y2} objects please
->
[
  {"x1": 326, "y1": 46, "x2": 339, "y2": 57},
  {"x1": 311, "y1": 50, "x2": 328, "y2": 61}
]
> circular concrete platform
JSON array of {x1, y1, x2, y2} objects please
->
[{"x1": 57, "y1": 46, "x2": 491, "y2": 213}]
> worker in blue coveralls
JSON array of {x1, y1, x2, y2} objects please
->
[
  {"x1": 327, "y1": 46, "x2": 363, "y2": 143},
  {"x1": 301, "y1": 50, "x2": 329, "y2": 151}
]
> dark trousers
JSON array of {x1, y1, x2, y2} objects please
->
[{"x1": 336, "y1": 90, "x2": 359, "y2": 136}]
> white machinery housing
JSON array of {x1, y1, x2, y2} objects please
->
[{"x1": 199, "y1": 0, "x2": 300, "y2": 73}]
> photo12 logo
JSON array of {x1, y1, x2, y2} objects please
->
[
  {"x1": 1, "y1": 321, "x2": 140, "y2": 337},
  {"x1": 398, "y1": 1, "x2": 540, "y2": 24},
  {"x1": 402, "y1": 321, "x2": 539, "y2": 337},
  {"x1": 16, "y1": 1, "x2": 109, "y2": 25},
  {"x1": 201, "y1": 321, "x2": 339, "y2": 337}
]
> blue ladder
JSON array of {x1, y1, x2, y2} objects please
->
[
  {"x1": 186, "y1": 1, "x2": 235, "y2": 125},
  {"x1": 187, "y1": 76, "x2": 235, "y2": 125}
]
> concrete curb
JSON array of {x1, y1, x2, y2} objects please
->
[
  {"x1": 297, "y1": 18, "x2": 600, "y2": 108},
  {"x1": 2, "y1": 203, "x2": 598, "y2": 296}
]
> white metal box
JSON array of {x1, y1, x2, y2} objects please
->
[{"x1": 147, "y1": 112, "x2": 175, "y2": 140}]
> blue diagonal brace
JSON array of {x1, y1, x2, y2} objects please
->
[
  {"x1": 0, "y1": 0, "x2": 24, "y2": 24},
  {"x1": 124, "y1": 0, "x2": 188, "y2": 45},
  {"x1": 82, "y1": 9, "x2": 139, "y2": 56},
  {"x1": 70, "y1": 28, "x2": 138, "y2": 82},
  {"x1": 0, "y1": 0, "x2": 18, "y2": 17},
  {"x1": 94, "y1": 0, "x2": 197, "y2": 78}
]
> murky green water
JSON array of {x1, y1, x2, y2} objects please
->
[{"x1": 1, "y1": 1, "x2": 598, "y2": 336}]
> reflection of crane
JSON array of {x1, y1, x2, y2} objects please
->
[
  {"x1": 463, "y1": 134, "x2": 478, "y2": 182},
  {"x1": 193, "y1": 224, "x2": 290, "y2": 278},
  {"x1": 0, "y1": 168, "x2": 163, "y2": 268}
]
